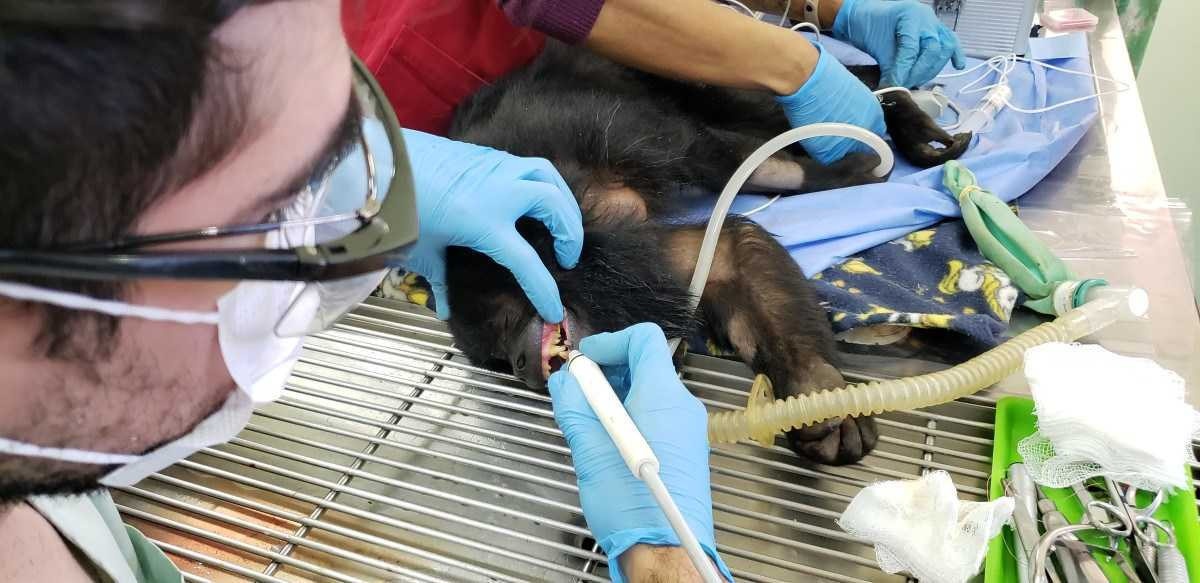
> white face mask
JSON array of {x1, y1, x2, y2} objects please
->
[
  {"x1": 0, "y1": 119, "x2": 394, "y2": 487},
  {"x1": 0, "y1": 262, "x2": 385, "y2": 488}
]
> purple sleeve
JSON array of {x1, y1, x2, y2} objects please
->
[{"x1": 498, "y1": 0, "x2": 606, "y2": 44}]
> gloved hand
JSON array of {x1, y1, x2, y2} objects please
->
[
  {"x1": 776, "y1": 43, "x2": 887, "y2": 164},
  {"x1": 548, "y1": 323, "x2": 732, "y2": 583},
  {"x1": 400, "y1": 129, "x2": 583, "y2": 323},
  {"x1": 832, "y1": 0, "x2": 967, "y2": 88}
]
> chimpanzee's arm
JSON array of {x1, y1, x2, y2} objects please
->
[{"x1": 661, "y1": 218, "x2": 879, "y2": 465}]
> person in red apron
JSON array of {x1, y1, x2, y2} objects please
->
[{"x1": 342, "y1": 0, "x2": 963, "y2": 149}]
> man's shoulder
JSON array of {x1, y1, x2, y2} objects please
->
[{"x1": 0, "y1": 500, "x2": 99, "y2": 582}]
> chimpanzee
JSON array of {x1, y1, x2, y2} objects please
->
[{"x1": 440, "y1": 41, "x2": 970, "y2": 465}]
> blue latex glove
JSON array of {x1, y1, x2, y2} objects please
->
[
  {"x1": 776, "y1": 43, "x2": 886, "y2": 164},
  {"x1": 548, "y1": 324, "x2": 733, "y2": 583},
  {"x1": 832, "y1": 0, "x2": 966, "y2": 88},
  {"x1": 401, "y1": 129, "x2": 583, "y2": 322}
]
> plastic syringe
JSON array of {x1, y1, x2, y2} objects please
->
[{"x1": 564, "y1": 351, "x2": 725, "y2": 583}]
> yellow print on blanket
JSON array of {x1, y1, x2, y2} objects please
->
[
  {"x1": 840, "y1": 258, "x2": 883, "y2": 276},
  {"x1": 890, "y1": 229, "x2": 936, "y2": 252},
  {"x1": 937, "y1": 260, "x2": 1018, "y2": 320}
]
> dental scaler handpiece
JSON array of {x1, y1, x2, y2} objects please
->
[{"x1": 564, "y1": 351, "x2": 724, "y2": 583}]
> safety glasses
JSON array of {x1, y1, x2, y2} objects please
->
[{"x1": 0, "y1": 57, "x2": 418, "y2": 285}]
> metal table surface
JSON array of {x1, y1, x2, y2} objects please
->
[
  {"x1": 1019, "y1": 0, "x2": 1198, "y2": 388},
  {"x1": 837, "y1": 0, "x2": 1200, "y2": 403},
  {"x1": 114, "y1": 299, "x2": 1002, "y2": 582},
  {"x1": 112, "y1": 1, "x2": 1199, "y2": 580}
]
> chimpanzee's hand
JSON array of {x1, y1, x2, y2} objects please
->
[
  {"x1": 832, "y1": 0, "x2": 966, "y2": 88},
  {"x1": 400, "y1": 129, "x2": 583, "y2": 323},
  {"x1": 548, "y1": 324, "x2": 733, "y2": 583},
  {"x1": 776, "y1": 43, "x2": 886, "y2": 165}
]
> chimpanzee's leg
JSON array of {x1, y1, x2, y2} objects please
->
[
  {"x1": 702, "y1": 128, "x2": 887, "y2": 192},
  {"x1": 661, "y1": 218, "x2": 879, "y2": 465}
]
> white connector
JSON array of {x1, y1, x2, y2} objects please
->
[{"x1": 954, "y1": 83, "x2": 1012, "y2": 134}]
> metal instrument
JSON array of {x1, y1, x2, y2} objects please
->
[
  {"x1": 1036, "y1": 489, "x2": 1108, "y2": 583},
  {"x1": 1118, "y1": 485, "x2": 1175, "y2": 583}
]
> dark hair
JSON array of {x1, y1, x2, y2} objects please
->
[{"x1": 0, "y1": 0, "x2": 271, "y2": 358}]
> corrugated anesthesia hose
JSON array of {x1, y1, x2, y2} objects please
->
[
  {"x1": 673, "y1": 121, "x2": 1143, "y2": 446},
  {"x1": 708, "y1": 293, "x2": 1141, "y2": 445}
]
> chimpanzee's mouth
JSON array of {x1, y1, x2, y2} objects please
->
[{"x1": 540, "y1": 317, "x2": 572, "y2": 379}]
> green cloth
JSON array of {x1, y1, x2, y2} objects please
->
[{"x1": 27, "y1": 491, "x2": 182, "y2": 583}]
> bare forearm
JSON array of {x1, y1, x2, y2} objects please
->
[
  {"x1": 738, "y1": 0, "x2": 845, "y2": 28},
  {"x1": 620, "y1": 544, "x2": 724, "y2": 583},
  {"x1": 583, "y1": 0, "x2": 818, "y2": 95}
]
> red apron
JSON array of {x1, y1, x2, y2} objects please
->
[{"x1": 342, "y1": 0, "x2": 546, "y2": 136}]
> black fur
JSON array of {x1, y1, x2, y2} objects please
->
[
  {"x1": 441, "y1": 42, "x2": 969, "y2": 465},
  {"x1": 446, "y1": 219, "x2": 697, "y2": 369}
]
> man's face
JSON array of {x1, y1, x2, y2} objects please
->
[{"x1": 0, "y1": 0, "x2": 353, "y2": 501}]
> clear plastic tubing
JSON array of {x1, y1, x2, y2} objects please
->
[
  {"x1": 667, "y1": 123, "x2": 891, "y2": 357},
  {"x1": 680, "y1": 123, "x2": 893, "y2": 334},
  {"x1": 708, "y1": 293, "x2": 1139, "y2": 445}
]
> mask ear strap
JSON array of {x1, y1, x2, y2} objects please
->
[
  {"x1": 0, "y1": 435, "x2": 141, "y2": 465},
  {"x1": 0, "y1": 281, "x2": 219, "y2": 325}
]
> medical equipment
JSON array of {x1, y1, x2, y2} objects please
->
[
  {"x1": 670, "y1": 107, "x2": 1142, "y2": 445},
  {"x1": 943, "y1": 161, "x2": 1144, "y2": 317},
  {"x1": 937, "y1": 53, "x2": 1130, "y2": 131},
  {"x1": 1007, "y1": 465, "x2": 1050, "y2": 583},
  {"x1": 1036, "y1": 489, "x2": 1109, "y2": 583},
  {"x1": 707, "y1": 291, "x2": 1142, "y2": 446},
  {"x1": 988, "y1": 396, "x2": 1200, "y2": 583},
  {"x1": 1028, "y1": 480, "x2": 1134, "y2": 583},
  {"x1": 949, "y1": 83, "x2": 1011, "y2": 133},
  {"x1": 563, "y1": 351, "x2": 725, "y2": 583},
  {"x1": 1027, "y1": 479, "x2": 1190, "y2": 583},
  {"x1": 920, "y1": 0, "x2": 1038, "y2": 58}
]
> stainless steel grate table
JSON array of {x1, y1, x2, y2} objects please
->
[
  {"x1": 113, "y1": 298, "x2": 1000, "y2": 583},
  {"x1": 109, "y1": 0, "x2": 1200, "y2": 576}
]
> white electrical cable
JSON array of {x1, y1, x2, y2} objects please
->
[
  {"x1": 720, "y1": 0, "x2": 757, "y2": 17},
  {"x1": 872, "y1": 86, "x2": 912, "y2": 98},
  {"x1": 564, "y1": 352, "x2": 725, "y2": 583},
  {"x1": 935, "y1": 53, "x2": 1130, "y2": 118},
  {"x1": 789, "y1": 20, "x2": 821, "y2": 42},
  {"x1": 741, "y1": 194, "x2": 782, "y2": 217},
  {"x1": 685, "y1": 124, "x2": 891, "y2": 318}
]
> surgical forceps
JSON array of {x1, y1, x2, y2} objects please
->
[
  {"x1": 1036, "y1": 489, "x2": 1108, "y2": 583},
  {"x1": 1119, "y1": 485, "x2": 1176, "y2": 581},
  {"x1": 1031, "y1": 480, "x2": 1134, "y2": 583}
]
